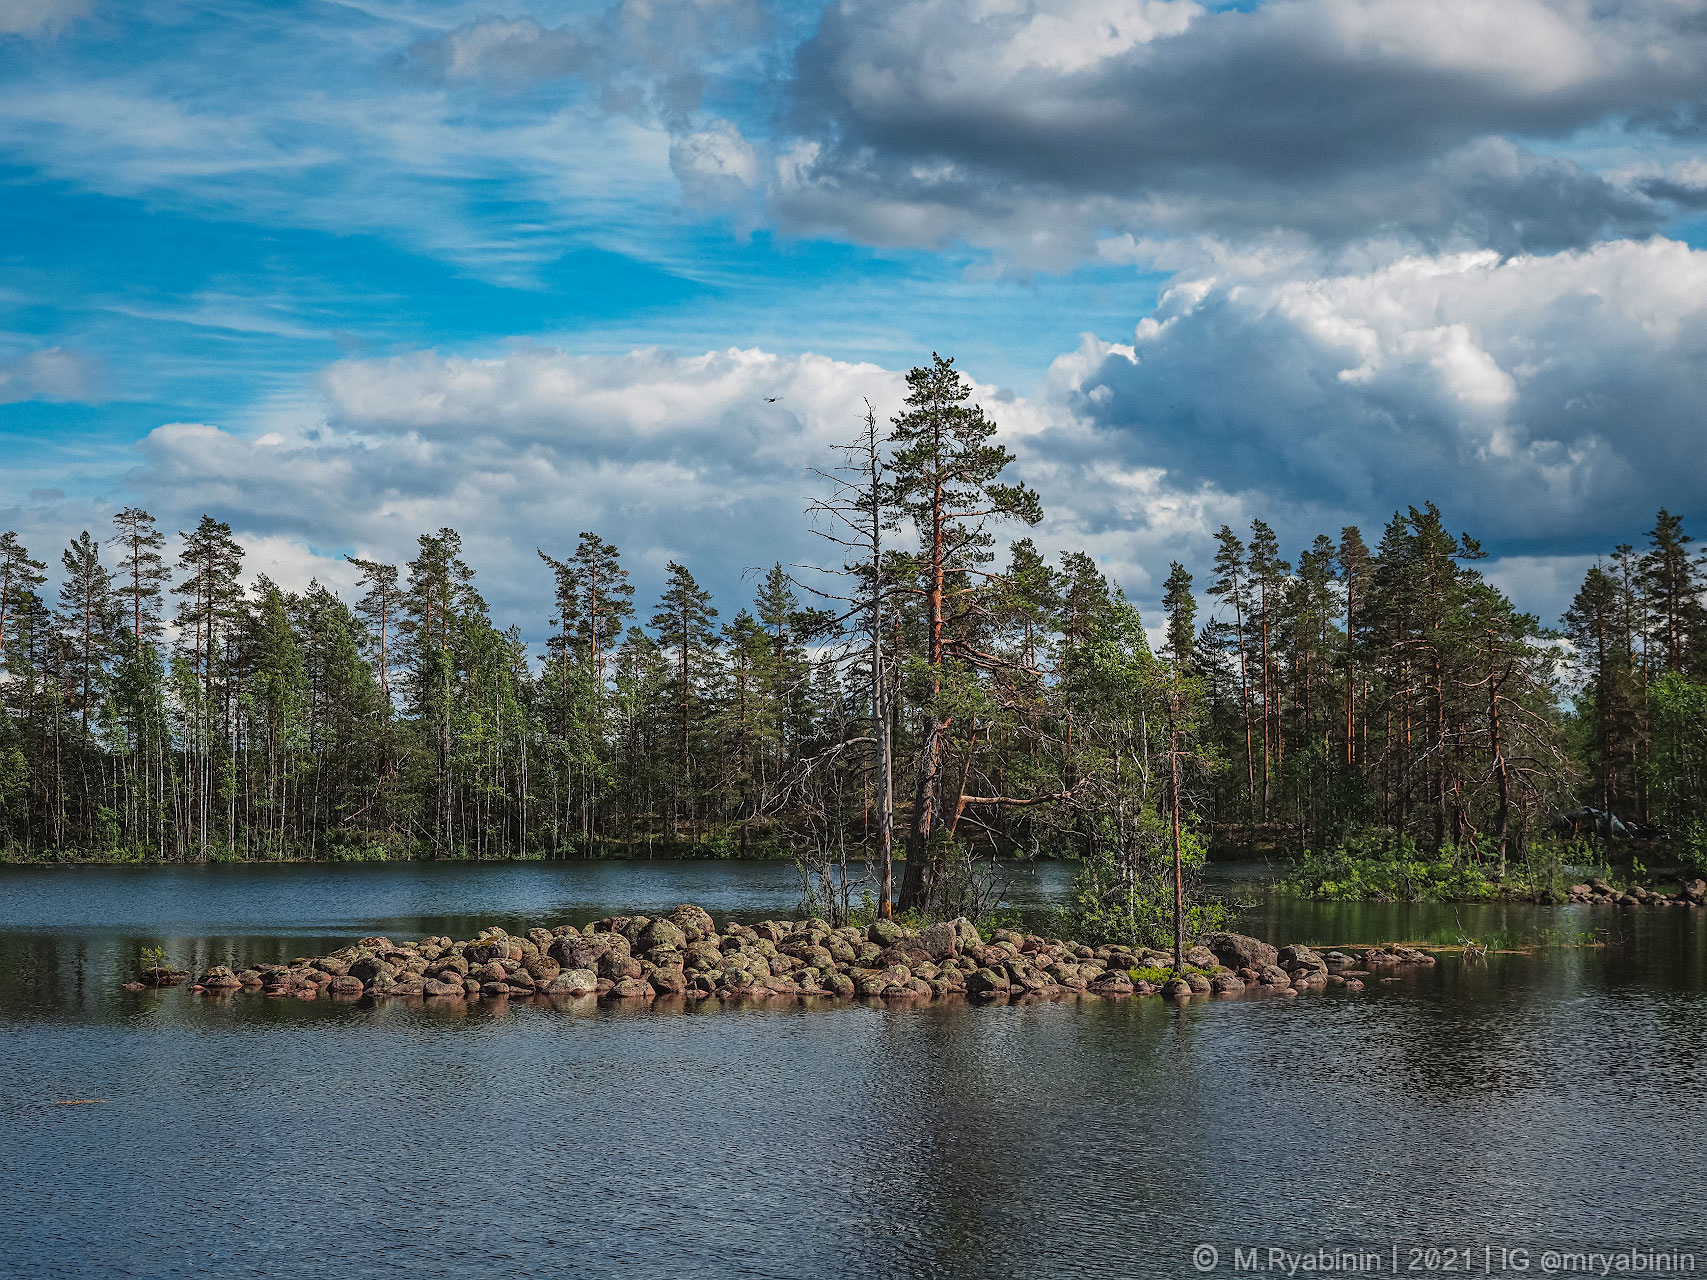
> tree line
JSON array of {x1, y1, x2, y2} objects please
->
[{"x1": 2, "y1": 354, "x2": 1703, "y2": 921}]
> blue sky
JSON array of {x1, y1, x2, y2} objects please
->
[{"x1": 3, "y1": 0, "x2": 1707, "y2": 631}]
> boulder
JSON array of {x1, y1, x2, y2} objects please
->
[
  {"x1": 523, "y1": 956, "x2": 560, "y2": 983},
  {"x1": 1161, "y1": 977, "x2": 1193, "y2": 1001},
  {"x1": 1257, "y1": 964, "x2": 1293, "y2": 986},
  {"x1": 596, "y1": 950, "x2": 642, "y2": 981},
  {"x1": 1200, "y1": 932, "x2": 1279, "y2": 971},
  {"x1": 1209, "y1": 973, "x2": 1245, "y2": 995},
  {"x1": 637, "y1": 918, "x2": 687, "y2": 955},
  {"x1": 198, "y1": 966, "x2": 242, "y2": 990},
  {"x1": 546, "y1": 968, "x2": 598, "y2": 995},
  {"x1": 867, "y1": 919, "x2": 907, "y2": 948},
  {"x1": 1277, "y1": 945, "x2": 1326, "y2": 974},
  {"x1": 645, "y1": 964, "x2": 688, "y2": 995},
  {"x1": 348, "y1": 957, "x2": 397, "y2": 984},
  {"x1": 965, "y1": 967, "x2": 1010, "y2": 996},
  {"x1": 914, "y1": 921, "x2": 959, "y2": 960}
]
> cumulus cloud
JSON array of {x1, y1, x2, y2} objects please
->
[
  {"x1": 113, "y1": 342, "x2": 1215, "y2": 633},
  {"x1": 0, "y1": 347, "x2": 104, "y2": 403},
  {"x1": 774, "y1": 0, "x2": 1707, "y2": 264},
  {"x1": 126, "y1": 347, "x2": 906, "y2": 628},
  {"x1": 1047, "y1": 237, "x2": 1707, "y2": 565},
  {"x1": 25, "y1": 227, "x2": 1696, "y2": 644}
]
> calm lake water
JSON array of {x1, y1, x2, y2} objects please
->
[{"x1": 3, "y1": 859, "x2": 1704, "y2": 1279}]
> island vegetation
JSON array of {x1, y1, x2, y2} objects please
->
[{"x1": 3, "y1": 355, "x2": 1706, "y2": 942}]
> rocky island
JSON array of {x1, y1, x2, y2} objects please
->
[{"x1": 130, "y1": 904, "x2": 1438, "y2": 1006}]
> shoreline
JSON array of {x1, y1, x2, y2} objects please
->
[{"x1": 126, "y1": 906, "x2": 1442, "y2": 1007}]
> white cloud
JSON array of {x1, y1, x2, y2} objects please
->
[
  {"x1": 0, "y1": 347, "x2": 104, "y2": 403},
  {"x1": 16, "y1": 235, "x2": 1707, "y2": 640},
  {"x1": 670, "y1": 119, "x2": 761, "y2": 213},
  {"x1": 126, "y1": 347, "x2": 907, "y2": 627},
  {"x1": 1050, "y1": 237, "x2": 1707, "y2": 560}
]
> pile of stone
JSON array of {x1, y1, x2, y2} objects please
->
[
  {"x1": 1565, "y1": 877, "x2": 1706, "y2": 907},
  {"x1": 135, "y1": 906, "x2": 1438, "y2": 1006}
]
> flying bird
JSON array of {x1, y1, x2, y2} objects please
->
[{"x1": 763, "y1": 396, "x2": 781, "y2": 403}]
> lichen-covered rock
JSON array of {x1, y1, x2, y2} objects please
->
[
  {"x1": 1278, "y1": 944, "x2": 1326, "y2": 973},
  {"x1": 646, "y1": 964, "x2": 688, "y2": 995},
  {"x1": 637, "y1": 918, "x2": 686, "y2": 955},
  {"x1": 596, "y1": 948, "x2": 642, "y2": 981},
  {"x1": 348, "y1": 957, "x2": 397, "y2": 985},
  {"x1": 550, "y1": 934, "x2": 606, "y2": 970},
  {"x1": 965, "y1": 967, "x2": 1009, "y2": 996},
  {"x1": 867, "y1": 918, "x2": 906, "y2": 948},
  {"x1": 913, "y1": 921, "x2": 959, "y2": 960},
  {"x1": 1200, "y1": 932, "x2": 1279, "y2": 970},
  {"x1": 523, "y1": 955, "x2": 560, "y2": 983},
  {"x1": 1161, "y1": 977, "x2": 1193, "y2": 1000},
  {"x1": 1210, "y1": 973, "x2": 1245, "y2": 995},
  {"x1": 198, "y1": 966, "x2": 242, "y2": 990},
  {"x1": 668, "y1": 904, "x2": 716, "y2": 938},
  {"x1": 545, "y1": 968, "x2": 598, "y2": 996}
]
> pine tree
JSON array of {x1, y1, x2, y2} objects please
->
[
  {"x1": 0, "y1": 531, "x2": 47, "y2": 673},
  {"x1": 888, "y1": 353, "x2": 1041, "y2": 913},
  {"x1": 1162, "y1": 562, "x2": 1196, "y2": 674},
  {"x1": 1246, "y1": 519, "x2": 1290, "y2": 821},
  {"x1": 650, "y1": 561, "x2": 718, "y2": 841},
  {"x1": 1336, "y1": 526, "x2": 1370, "y2": 767},
  {"x1": 56, "y1": 531, "x2": 117, "y2": 733},
  {"x1": 346, "y1": 556, "x2": 401, "y2": 704},
  {"x1": 1641, "y1": 509, "x2": 1704, "y2": 676},
  {"x1": 111, "y1": 507, "x2": 169, "y2": 647},
  {"x1": 1207, "y1": 526, "x2": 1255, "y2": 820}
]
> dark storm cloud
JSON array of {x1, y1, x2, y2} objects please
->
[{"x1": 775, "y1": 0, "x2": 1707, "y2": 258}]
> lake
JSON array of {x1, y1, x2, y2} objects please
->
[{"x1": 3, "y1": 860, "x2": 1703, "y2": 1279}]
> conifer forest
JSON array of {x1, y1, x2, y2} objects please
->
[{"x1": 3, "y1": 356, "x2": 1704, "y2": 917}]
